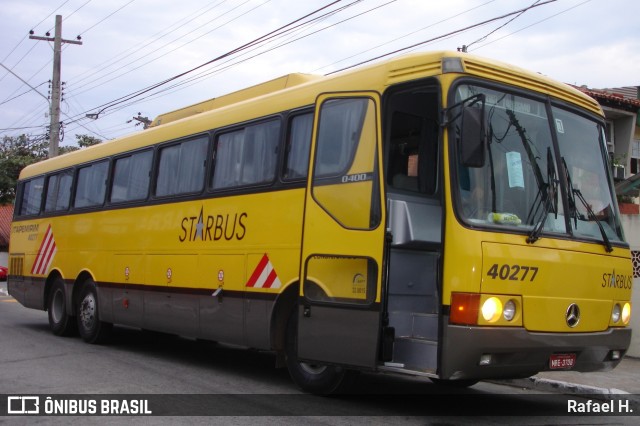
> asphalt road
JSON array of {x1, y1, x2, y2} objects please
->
[{"x1": 0, "y1": 283, "x2": 636, "y2": 425}]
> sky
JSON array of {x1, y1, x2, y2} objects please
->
[{"x1": 1, "y1": 0, "x2": 639, "y2": 148}]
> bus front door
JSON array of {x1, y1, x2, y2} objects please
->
[{"x1": 298, "y1": 93, "x2": 385, "y2": 369}]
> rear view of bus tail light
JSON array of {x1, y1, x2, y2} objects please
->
[{"x1": 450, "y1": 293, "x2": 480, "y2": 325}]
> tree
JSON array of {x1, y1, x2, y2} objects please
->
[
  {"x1": 0, "y1": 134, "x2": 48, "y2": 204},
  {"x1": 0, "y1": 133, "x2": 102, "y2": 204},
  {"x1": 76, "y1": 134, "x2": 102, "y2": 148},
  {"x1": 59, "y1": 134, "x2": 102, "y2": 155}
]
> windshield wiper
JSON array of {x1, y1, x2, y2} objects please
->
[
  {"x1": 563, "y1": 157, "x2": 613, "y2": 253},
  {"x1": 504, "y1": 110, "x2": 554, "y2": 244},
  {"x1": 527, "y1": 148, "x2": 558, "y2": 244}
]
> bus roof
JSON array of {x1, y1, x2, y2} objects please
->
[
  {"x1": 19, "y1": 50, "x2": 602, "y2": 180},
  {"x1": 148, "y1": 73, "x2": 321, "y2": 128}
]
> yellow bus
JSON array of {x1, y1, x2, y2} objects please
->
[{"x1": 8, "y1": 51, "x2": 633, "y2": 394}]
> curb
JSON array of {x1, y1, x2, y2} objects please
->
[{"x1": 490, "y1": 377, "x2": 630, "y2": 399}]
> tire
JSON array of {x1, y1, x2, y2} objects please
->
[
  {"x1": 284, "y1": 310, "x2": 355, "y2": 394},
  {"x1": 47, "y1": 278, "x2": 77, "y2": 336},
  {"x1": 76, "y1": 279, "x2": 112, "y2": 344}
]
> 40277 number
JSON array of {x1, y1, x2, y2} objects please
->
[{"x1": 486, "y1": 264, "x2": 539, "y2": 282}]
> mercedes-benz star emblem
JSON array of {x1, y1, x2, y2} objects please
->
[{"x1": 565, "y1": 303, "x2": 580, "y2": 328}]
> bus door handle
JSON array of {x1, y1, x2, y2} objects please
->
[{"x1": 303, "y1": 305, "x2": 311, "y2": 318}]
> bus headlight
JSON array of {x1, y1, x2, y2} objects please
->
[
  {"x1": 481, "y1": 297, "x2": 502, "y2": 323},
  {"x1": 611, "y1": 304, "x2": 621, "y2": 323},
  {"x1": 621, "y1": 303, "x2": 631, "y2": 325},
  {"x1": 503, "y1": 299, "x2": 516, "y2": 321}
]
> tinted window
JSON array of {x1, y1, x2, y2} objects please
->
[
  {"x1": 156, "y1": 136, "x2": 208, "y2": 197},
  {"x1": 111, "y1": 150, "x2": 153, "y2": 203},
  {"x1": 212, "y1": 120, "x2": 281, "y2": 189},
  {"x1": 283, "y1": 113, "x2": 312, "y2": 180},
  {"x1": 45, "y1": 170, "x2": 73, "y2": 212},
  {"x1": 74, "y1": 161, "x2": 109, "y2": 208},
  {"x1": 20, "y1": 177, "x2": 45, "y2": 216},
  {"x1": 315, "y1": 99, "x2": 367, "y2": 177}
]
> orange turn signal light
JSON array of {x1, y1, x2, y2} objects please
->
[{"x1": 450, "y1": 292, "x2": 480, "y2": 325}]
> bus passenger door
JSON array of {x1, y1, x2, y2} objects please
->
[{"x1": 298, "y1": 93, "x2": 385, "y2": 368}]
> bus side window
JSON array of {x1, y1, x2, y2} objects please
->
[
  {"x1": 111, "y1": 150, "x2": 153, "y2": 203},
  {"x1": 44, "y1": 170, "x2": 73, "y2": 212},
  {"x1": 74, "y1": 160, "x2": 109, "y2": 209},
  {"x1": 19, "y1": 177, "x2": 45, "y2": 216},
  {"x1": 156, "y1": 136, "x2": 208, "y2": 197},
  {"x1": 283, "y1": 112, "x2": 313, "y2": 180},
  {"x1": 211, "y1": 119, "x2": 281, "y2": 189}
]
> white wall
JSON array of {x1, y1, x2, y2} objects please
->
[{"x1": 620, "y1": 214, "x2": 639, "y2": 357}]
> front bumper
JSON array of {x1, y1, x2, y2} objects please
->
[{"x1": 440, "y1": 320, "x2": 631, "y2": 380}]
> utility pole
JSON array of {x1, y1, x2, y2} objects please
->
[{"x1": 30, "y1": 15, "x2": 82, "y2": 157}]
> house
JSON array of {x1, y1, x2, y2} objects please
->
[
  {"x1": 0, "y1": 204, "x2": 14, "y2": 268},
  {"x1": 576, "y1": 85, "x2": 640, "y2": 357},
  {"x1": 574, "y1": 86, "x2": 640, "y2": 180}
]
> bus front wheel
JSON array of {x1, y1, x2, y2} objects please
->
[
  {"x1": 76, "y1": 279, "x2": 112, "y2": 344},
  {"x1": 47, "y1": 278, "x2": 77, "y2": 336},
  {"x1": 284, "y1": 310, "x2": 354, "y2": 394}
]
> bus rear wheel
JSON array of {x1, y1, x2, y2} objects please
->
[
  {"x1": 76, "y1": 279, "x2": 112, "y2": 344},
  {"x1": 47, "y1": 278, "x2": 77, "y2": 336},
  {"x1": 284, "y1": 310, "x2": 354, "y2": 394}
]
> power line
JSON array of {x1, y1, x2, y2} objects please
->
[
  {"x1": 0, "y1": 125, "x2": 47, "y2": 132},
  {"x1": 327, "y1": 0, "x2": 556, "y2": 75},
  {"x1": 68, "y1": 0, "x2": 229, "y2": 88},
  {"x1": 0, "y1": 81, "x2": 48, "y2": 107},
  {"x1": 77, "y1": 0, "x2": 136, "y2": 37},
  {"x1": 76, "y1": 0, "x2": 348, "y2": 121},
  {"x1": 470, "y1": 0, "x2": 592, "y2": 51},
  {"x1": 69, "y1": 0, "x2": 257, "y2": 95},
  {"x1": 461, "y1": 0, "x2": 545, "y2": 52},
  {"x1": 0, "y1": 62, "x2": 50, "y2": 103},
  {"x1": 45, "y1": 0, "x2": 94, "y2": 33},
  {"x1": 312, "y1": 0, "x2": 497, "y2": 73},
  {"x1": 148, "y1": 0, "x2": 390, "y2": 98}
]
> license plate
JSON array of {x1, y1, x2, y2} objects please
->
[{"x1": 549, "y1": 353, "x2": 576, "y2": 370}]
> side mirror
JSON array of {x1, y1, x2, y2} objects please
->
[{"x1": 460, "y1": 105, "x2": 487, "y2": 168}]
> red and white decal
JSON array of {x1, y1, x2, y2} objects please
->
[
  {"x1": 31, "y1": 224, "x2": 57, "y2": 275},
  {"x1": 246, "y1": 254, "x2": 281, "y2": 289}
]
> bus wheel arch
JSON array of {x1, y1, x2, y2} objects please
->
[
  {"x1": 270, "y1": 282, "x2": 299, "y2": 361},
  {"x1": 45, "y1": 271, "x2": 77, "y2": 336},
  {"x1": 284, "y1": 308, "x2": 355, "y2": 394},
  {"x1": 270, "y1": 279, "x2": 330, "y2": 357},
  {"x1": 74, "y1": 273, "x2": 112, "y2": 344}
]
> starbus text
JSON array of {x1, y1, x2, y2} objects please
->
[{"x1": 179, "y1": 211, "x2": 247, "y2": 242}]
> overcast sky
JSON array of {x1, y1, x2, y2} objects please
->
[{"x1": 1, "y1": 0, "x2": 639, "y2": 147}]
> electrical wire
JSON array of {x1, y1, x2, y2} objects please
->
[
  {"x1": 470, "y1": 0, "x2": 593, "y2": 51},
  {"x1": 68, "y1": 0, "x2": 229, "y2": 88},
  {"x1": 77, "y1": 0, "x2": 136, "y2": 37},
  {"x1": 312, "y1": 0, "x2": 496, "y2": 73},
  {"x1": 69, "y1": 0, "x2": 258, "y2": 95},
  {"x1": 0, "y1": 81, "x2": 48, "y2": 106},
  {"x1": 142, "y1": 0, "x2": 391, "y2": 99},
  {"x1": 107, "y1": 0, "x2": 365, "y2": 98},
  {"x1": 327, "y1": 0, "x2": 556, "y2": 75},
  {"x1": 73, "y1": 0, "x2": 348, "y2": 121},
  {"x1": 463, "y1": 0, "x2": 545, "y2": 51}
]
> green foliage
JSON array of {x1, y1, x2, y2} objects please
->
[
  {"x1": 0, "y1": 133, "x2": 102, "y2": 204},
  {"x1": 75, "y1": 134, "x2": 102, "y2": 148},
  {"x1": 0, "y1": 134, "x2": 48, "y2": 204}
]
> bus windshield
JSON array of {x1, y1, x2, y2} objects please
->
[{"x1": 453, "y1": 84, "x2": 624, "y2": 246}]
